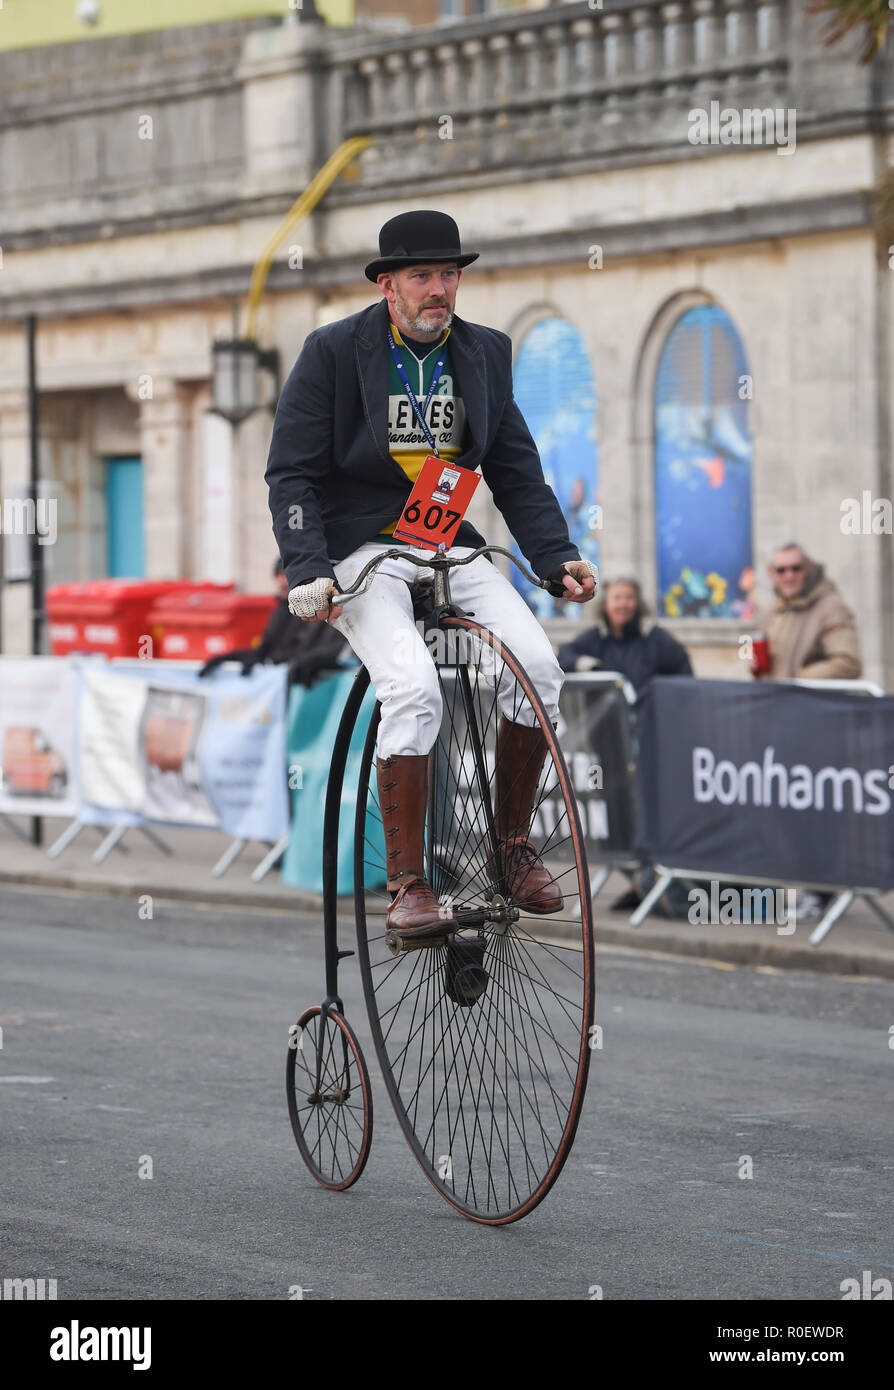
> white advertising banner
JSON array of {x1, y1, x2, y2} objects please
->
[
  {"x1": 76, "y1": 661, "x2": 289, "y2": 839},
  {"x1": 0, "y1": 657, "x2": 79, "y2": 818}
]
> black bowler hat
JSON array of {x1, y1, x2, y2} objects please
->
[{"x1": 364, "y1": 210, "x2": 479, "y2": 283}]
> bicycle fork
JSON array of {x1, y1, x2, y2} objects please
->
[
  {"x1": 310, "y1": 666, "x2": 372, "y2": 1101},
  {"x1": 311, "y1": 1000, "x2": 353, "y2": 1105},
  {"x1": 428, "y1": 546, "x2": 507, "y2": 909}
]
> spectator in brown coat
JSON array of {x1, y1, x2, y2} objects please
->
[
  {"x1": 754, "y1": 542, "x2": 862, "y2": 681},
  {"x1": 746, "y1": 542, "x2": 863, "y2": 923}
]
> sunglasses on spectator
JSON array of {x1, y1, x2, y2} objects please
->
[{"x1": 773, "y1": 564, "x2": 804, "y2": 574}]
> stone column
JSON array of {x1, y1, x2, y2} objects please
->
[
  {"x1": 358, "y1": 57, "x2": 385, "y2": 127},
  {"x1": 232, "y1": 407, "x2": 279, "y2": 596},
  {"x1": 460, "y1": 40, "x2": 486, "y2": 141},
  {"x1": 692, "y1": 0, "x2": 725, "y2": 71},
  {"x1": 631, "y1": 6, "x2": 662, "y2": 89},
  {"x1": 410, "y1": 45, "x2": 435, "y2": 121},
  {"x1": 125, "y1": 376, "x2": 191, "y2": 580},
  {"x1": 660, "y1": 2, "x2": 693, "y2": 94},
  {"x1": 238, "y1": 22, "x2": 334, "y2": 201},
  {"x1": 437, "y1": 42, "x2": 461, "y2": 117}
]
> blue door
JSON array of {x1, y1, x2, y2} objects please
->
[{"x1": 106, "y1": 456, "x2": 145, "y2": 577}]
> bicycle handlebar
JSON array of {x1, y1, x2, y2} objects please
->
[{"x1": 331, "y1": 545, "x2": 548, "y2": 605}]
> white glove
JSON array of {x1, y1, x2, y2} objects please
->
[
  {"x1": 547, "y1": 559, "x2": 599, "y2": 598},
  {"x1": 563, "y1": 559, "x2": 600, "y2": 592},
  {"x1": 288, "y1": 578, "x2": 336, "y2": 620}
]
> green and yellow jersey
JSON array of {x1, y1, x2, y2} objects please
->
[{"x1": 378, "y1": 323, "x2": 467, "y2": 540}]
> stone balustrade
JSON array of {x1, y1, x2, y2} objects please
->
[
  {"x1": 331, "y1": 0, "x2": 794, "y2": 183},
  {"x1": 340, "y1": 0, "x2": 789, "y2": 127}
]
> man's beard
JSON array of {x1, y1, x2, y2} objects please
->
[{"x1": 393, "y1": 290, "x2": 453, "y2": 338}]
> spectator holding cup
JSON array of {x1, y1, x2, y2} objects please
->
[{"x1": 751, "y1": 542, "x2": 862, "y2": 681}]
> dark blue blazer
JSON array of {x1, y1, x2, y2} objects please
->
[{"x1": 265, "y1": 298, "x2": 581, "y2": 588}]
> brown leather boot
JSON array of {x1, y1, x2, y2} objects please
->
[
  {"x1": 493, "y1": 717, "x2": 563, "y2": 914},
  {"x1": 378, "y1": 753, "x2": 454, "y2": 939}
]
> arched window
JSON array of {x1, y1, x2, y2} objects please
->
[
  {"x1": 511, "y1": 317, "x2": 599, "y2": 619},
  {"x1": 654, "y1": 304, "x2": 755, "y2": 619}
]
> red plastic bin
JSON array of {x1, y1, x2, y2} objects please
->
[
  {"x1": 46, "y1": 580, "x2": 233, "y2": 659},
  {"x1": 148, "y1": 590, "x2": 277, "y2": 660}
]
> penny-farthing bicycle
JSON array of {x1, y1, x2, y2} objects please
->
[{"x1": 286, "y1": 544, "x2": 595, "y2": 1225}]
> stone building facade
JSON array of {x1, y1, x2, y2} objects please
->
[{"x1": 0, "y1": 5, "x2": 891, "y2": 684}]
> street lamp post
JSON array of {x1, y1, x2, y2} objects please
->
[
  {"x1": 27, "y1": 312, "x2": 43, "y2": 848},
  {"x1": 209, "y1": 339, "x2": 280, "y2": 425}
]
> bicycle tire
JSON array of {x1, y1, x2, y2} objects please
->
[
  {"x1": 353, "y1": 616, "x2": 595, "y2": 1224},
  {"x1": 286, "y1": 1005, "x2": 373, "y2": 1192}
]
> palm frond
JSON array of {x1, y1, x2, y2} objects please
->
[{"x1": 806, "y1": 0, "x2": 893, "y2": 63}]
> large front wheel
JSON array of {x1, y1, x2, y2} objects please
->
[{"x1": 354, "y1": 617, "x2": 595, "y2": 1225}]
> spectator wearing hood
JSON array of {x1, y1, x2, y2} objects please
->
[
  {"x1": 754, "y1": 542, "x2": 862, "y2": 680},
  {"x1": 556, "y1": 577, "x2": 692, "y2": 697},
  {"x1": 199, "y1": 560, "x2": 350, "y2": 686}
]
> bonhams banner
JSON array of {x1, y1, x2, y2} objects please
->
[
  {"x1": 0, "y1": 657, "x2": 78, "y2": 819},
  {"x1": 76, "y1": 661, "x2": 289, "y2": 840},
  {"x1": 638, "y1": 678, "x2": 894, "y2": 891}
]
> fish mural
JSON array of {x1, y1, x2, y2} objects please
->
[{"x1": 655, "y1": 306, "x2": 754, "y2": 619}]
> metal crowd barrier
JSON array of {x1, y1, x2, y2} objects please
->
[
  {"x1": 555, "y1": 671, "x2": 642, "y2": 916},
  {"x1": 628, "y1": 676, "x2": 893, "y2": 946}
]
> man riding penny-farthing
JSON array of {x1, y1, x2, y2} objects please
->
[{"x1": 269, "y1": 211, "x2": 599, "y2": 1225}]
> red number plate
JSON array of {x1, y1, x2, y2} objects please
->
[{"x1": 392, "y1": 456, "x2": 480, "y2": 551}]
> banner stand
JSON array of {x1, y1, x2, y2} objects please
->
[
  {"x1": 211, "y1": 838, "x2": 247, "y2": 878},
  {"x1": 629, "y1": 864, "x2": 894, "y2": 947},
  {"x1": 250, "y1": 834, "x2": 290, "y2": 882},
  {"x1": 590, "y1": 865, "x2": 611, "y2": 900},
  {"x1": 211, "y1": 835, "x2": 289, "y2": 880},
  {"x1": 91, "y1": 824, "x2": 172, "y2": 865},
  {"x1": 47, "y1": 818, "x2": 129, "y2": 860},
  {"x1": 569, "y1": 859, "x2": 645, "y2": 921},
  {"x1": 810, "y1": 888, "x2": 894, "y2": 947},
  {"x1": 595, "y1": 858, "x2": 644, "y2": 901},
  {"x1": 1, "y1": 813, "x2": 33, "y2": 844},
  {"x1": 49, "y1": 820, "x2": 284, "y2": 880},
  {"x1": 556, "y1": 671, "x2": 642, "y2": 919}
]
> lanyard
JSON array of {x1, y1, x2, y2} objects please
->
[{"x1": 387, "y1": 325, "x2": 447, "y2": 458}]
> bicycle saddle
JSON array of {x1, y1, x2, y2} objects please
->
[{"x1": 410, "y1": 578, "x2": 435, "y2": 620}]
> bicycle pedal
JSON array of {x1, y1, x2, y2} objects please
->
[{"x1": 385, "y1": 929, "x2": 450, "y2": 955}]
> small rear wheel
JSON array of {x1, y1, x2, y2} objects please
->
[{"x1": 286, "y1": 1006, "x2": 373, "y2": 1191}]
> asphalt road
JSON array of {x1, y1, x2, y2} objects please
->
[{"x1": 1, "y1": 885, "x2": 892, "y2": 1301}]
